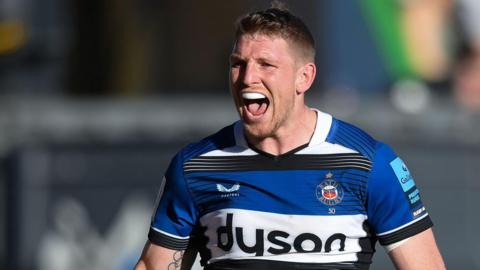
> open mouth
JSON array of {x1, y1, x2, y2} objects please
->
[{"x1": 242, "y1": 92, "x2": 270, "y2": 117}]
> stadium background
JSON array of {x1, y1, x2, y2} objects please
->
[{"x1": 1, "y1": 0, "x2": 479, "y2": 269}]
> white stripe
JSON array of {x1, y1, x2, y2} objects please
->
[
  {"x1": 201, "y1": 146, "x2": 258, "y2": 157},
  {"x1": 384, "y1": 238, "x2": 410, "y2": 252},
  {"x1": 376, "y1": 214, "x2": 429, "y2": 236},
  {"x1": 150, "y1": 226, "x2": 190, "y2": 240},
  {"x1": 200, "y1": 208, "x2": 368, "y2": 263},
  {"x1": 209, "y1": 253, "x2": 359, "y2": 264},
  {"x1": 309, "y1": 109, "x2": 333, "y2": 146},
  {"x1": 297, "y1": 142, "x2": 358, "y2": 155}
]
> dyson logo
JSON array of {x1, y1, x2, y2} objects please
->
[{"x1": 216, "y1": 213, "x2": 346, "y2": 256}]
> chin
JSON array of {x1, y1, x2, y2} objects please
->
[{"x1": 243, "y1": 122, "x2": 274, "y2": 141}]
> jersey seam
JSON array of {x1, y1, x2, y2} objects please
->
[
  {"x1": 377, "y1": 213, "x2": 429, "y2": 236},
  {"x1": 181, "y1": 149, "x2": 202, "y2": 221},
  {"x1": 365, "y1": 141, "x2": 380, "y2": 216},
  {"x1": 325, "y1": 117, "x2": 339, "y2": 143}
]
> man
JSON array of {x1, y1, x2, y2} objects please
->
[{"x1": 135, "y1": 6, "x2": 445, "y2": 270}]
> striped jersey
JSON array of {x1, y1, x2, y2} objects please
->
[{"x1": 149, "y1": 110, "x2": 432, "y2": 270}]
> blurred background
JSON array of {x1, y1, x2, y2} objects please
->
[{"x1": 1, "y1": 0, "x2": 479, "y2": 269}]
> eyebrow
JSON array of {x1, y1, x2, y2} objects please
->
[
  {"x1": 229, "y1": 54, "x2": 245, "y2": 62},
  {"x1": 229, "y1": 54, "x2": 277, "y2": 64}
]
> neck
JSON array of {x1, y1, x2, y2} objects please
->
[{"x1": 246, "y1": 106, "x2": 317, "y2": 156}]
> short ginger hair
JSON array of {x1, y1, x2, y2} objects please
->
[{"x1": 234, "y1": 5, "x2": 315, "y2": 62}]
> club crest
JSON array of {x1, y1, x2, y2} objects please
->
[{"x1": 316, "y1": 172, "x2": 344, "y2": 206}]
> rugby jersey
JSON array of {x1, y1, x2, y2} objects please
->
[{"x1": 149, "y1": 109, "x2": 432, "y2": 270}]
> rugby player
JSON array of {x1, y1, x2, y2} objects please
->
[{"x1": 135, "y1": 5, "x2": 445, "y2": 270}]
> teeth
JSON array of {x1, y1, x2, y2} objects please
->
[{"x1": 242, "y1": 92, "x2": 266, "y2": 100}]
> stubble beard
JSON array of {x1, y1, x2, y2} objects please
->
[
  {"x1": 243, "y1": 120, "x2": 278, "y2": 141},
  {"x1": 242, "y1": 102, "x2": 293, "y2": 143}
]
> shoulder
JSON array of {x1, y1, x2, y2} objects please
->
[
  {"x1": 325, "y1": 118, "x2": 401, "y2": 167},
  {"x1": 176, "y1": 122, "x2": 238, "y2": 162},
  {"x1": 325, "y1": 117, "x2": 379, "y2": 161}
]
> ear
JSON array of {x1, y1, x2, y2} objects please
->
[{"x1": 295, "y1": 62, "x2": 316, "y2": 95}]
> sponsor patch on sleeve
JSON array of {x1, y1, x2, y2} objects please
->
[
  {"x1": 390, "y1": 157, "x2": 423, "y2": 214},
  {"x1": 390, "y1": 157, "x2": 415, "y2": 192}
]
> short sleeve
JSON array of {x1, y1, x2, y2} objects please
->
[
  {"x1": 366, "y1": 142, "x2": 433, "y2": 246},
  {"x1": 148, "y1": 151, "x2": 198, "y2": 250}
]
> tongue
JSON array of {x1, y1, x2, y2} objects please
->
[{"x1": 247, "y1": 101, "x2": 268, "y2": 116}]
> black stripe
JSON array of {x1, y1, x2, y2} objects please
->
[
  {"x1": 378, "y1": 216, "x2": 433, "y2": 246},
  {"x1": 148, "y1": 228, "x2": 189, "y2": 250},
  {"x1": 184, "y1": 154, "x2": 372, "y2": 173},
  {"x1": 190, "y1": 153, "x2": 367, "y2": 161},
  {"x1": 357, "y1": 221, "x2": 376, "y2": 265},
  {"x1": 184, "y1": 165, "x2": 371, "y2": 173},
  {"x1": 185, "y1": 161, "x2": 372, "y2": 167},
  {"x1": 186, "y1": 160, "x2": 371, "y2": 166},
  {"x1": 186, "y1": 161, "x2": 371, "y2": 168},
  {"x1": 205, "y1": 259, "x2": 369, "y2": 270},
  {"x1": 185, "y1": 164, "x2": 372, "y2": 170}
]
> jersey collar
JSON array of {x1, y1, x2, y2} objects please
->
[{"x1": 233, "y1": 108, "x2": 333, "y2": 149}]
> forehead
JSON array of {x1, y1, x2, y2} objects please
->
[{"x1": 232, "y1": 34, "x2": 295, "y2": 59}]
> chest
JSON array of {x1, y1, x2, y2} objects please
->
[{"x1": 186, "y1": 169, "x2": 369, "y2": 217}]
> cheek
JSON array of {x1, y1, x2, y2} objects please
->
[
  {"x1": 270, "y1": 76, "x2": 296, "y2": 99},
  {"x1": 230, "y1": 69, "x2": 241, "y2": 83}
]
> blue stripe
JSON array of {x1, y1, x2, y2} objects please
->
[
  {"x1": 187, "y1": 169, "x2": 370, "y2": 217},
  {"x1": 337, "y1": 132, "x2": 370, "y2": 160},
  {"x1": 343, "y1": 171, "x2": 370, "y2": 179},
  {"x1": 339, "y1": 126, "x2": 373, "y2": 157},
  {"x1": 326, "y1": 118, "x2": 377, "y2": 160},
  {"x1": 182, "y1": 124, "x2": 236, "y2": 161}
]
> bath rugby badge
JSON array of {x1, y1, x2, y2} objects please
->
[{"x1": 316, "y1": 172, "x2": 344, "y2": 206}]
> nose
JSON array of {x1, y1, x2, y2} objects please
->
[{"x1": 241, "y1": 63, "x2": 259, "y2": 86}]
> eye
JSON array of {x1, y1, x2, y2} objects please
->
[
  {"x1": 230, "y1": 61, "x2": 243, "y2": 69},
  {"x1": 259, "y1": 61, "x2": 275, "y2": 69}
]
